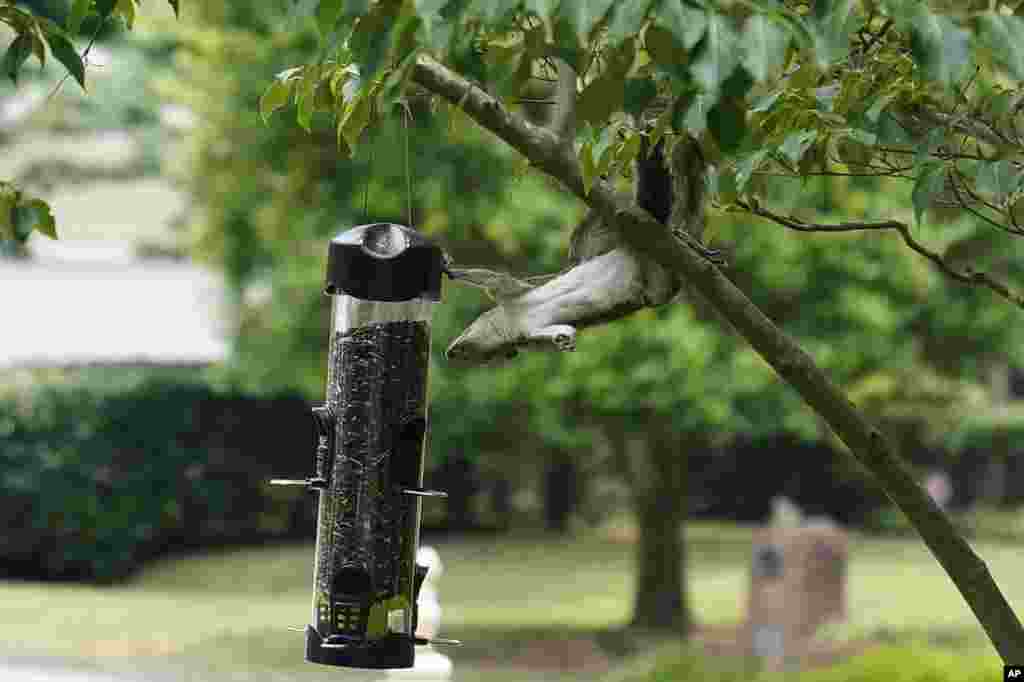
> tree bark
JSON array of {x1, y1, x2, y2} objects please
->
[
  {"x1": 628, "y1": 429, "x2": 692, "y2": 633},
  {"x1": 543, "y1": 450, "x2": 578, "y2": 534},
  {"x1": 410, "y1": 53, "x2": 1024, "y2": 661}
]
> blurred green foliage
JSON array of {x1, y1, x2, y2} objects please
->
[
  {"x1": 150, "y1": 0, "x2": 1024, "y2": 487},
  {"x1": 0, "y1": 370, "x2": 313, "y2": 583}
]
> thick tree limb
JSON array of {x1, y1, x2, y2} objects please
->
[
  {"x1": 411, "y1": 53, "x2": 1024, "y2": 661},
  {"x1": 735, "y1": 200, "x2": 1024, "y2": 312}
]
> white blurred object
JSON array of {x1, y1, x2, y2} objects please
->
[
  {"x1": 159, "y1": 104, "x2": 197, "y2": 132},
  {"x1": 26, "y1": 239, "x2": 137, "y2": 265},
  {"x1": 925, "y1": 471, "x2": 952, "y2": 510},
  {"x1": 770, "y1": 496, "x2": 803, "y2": 529},
  {"x1": 415, "y1": 545, "x2": 443, "y2": 640},
  {"x1": 802, "y1": 514, "x2": 839, "y2": 531},
  {"x1": 378, "y1": 545, "x2": 452, "y2": 680},
  {"x1": 0, "y1": 83, "x2": 46, "y2": 132},
  {"x1": 0, "y1": 259, "x2": 230, "y2": 369}
]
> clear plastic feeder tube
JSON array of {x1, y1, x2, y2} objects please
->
[{"x1": 312, "y1": 295, "x2": 435, "y2": 640}]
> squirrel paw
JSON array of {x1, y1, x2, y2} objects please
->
[{"x1": 529, "y1": 324, "x2": 576, "y2": 352}]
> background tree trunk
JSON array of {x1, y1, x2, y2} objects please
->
[
  {"x1": 543, "y1": 450, "x2": 578, "y2": 533},
  {"x1": 440, "y1": 454, "x2": 480, "y2": 530},
  {"x1": 609, "y1": 419, "x2": 693, "y2": 634}
]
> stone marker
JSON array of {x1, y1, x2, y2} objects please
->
[{"x1": 745, "y1": 519, "x2": 848, "y2": 670}]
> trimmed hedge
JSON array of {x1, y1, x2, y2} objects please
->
[{"x1": 0, "y1": 373, "x2": 317, "y2": 584}]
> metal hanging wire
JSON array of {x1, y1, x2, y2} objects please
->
[
  {"x1": 362, "y1": 98, "x2": 375, "y2": 223},
  {"x1": 402, "y1": 100, "x2": 414, "y2": 229},
  {"x1": 360, "y1": 98, "x2": 415, "y2": 231}
]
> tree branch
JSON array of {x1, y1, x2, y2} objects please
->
[
  {"x1": 735, "y1": 200, "x2": 1024, "y2": 312},
  {"x1": 411, "y1": 52, "x2": 1024, "y2": 662}
]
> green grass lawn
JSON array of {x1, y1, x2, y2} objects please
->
[{"x1": 1, "y1": 519, "x2": 1019, "y2": 680}]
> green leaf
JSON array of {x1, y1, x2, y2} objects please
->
[
  {"x1": 296, "y1": 66, "x2": 321, "y2": 132},
  {"x1": 0, "y1": 184, "x2": 17, "y2": 241},
  {"x1": 644, "y1": 24, "x2": 689, "y2": 81},
  {"x1": 469, "y1": 0, "x2": 510, "y2": 23},
  {"x1": 95, "y1": 0, "x2": 116, "y2": 18},
  {"x1": 616, "y1": 130, "x2": 643, "y2": 167},
  {"x1": 0, "y1": 6, "x2": 34, "y2": 33},
  {"x1": 27, "y1": 21, "x2": 48, "y2": 69},
  {"x1": 864, "y1": 90, "x2": 897, "y2": 124},
  {"x1": 750, "y1": 90, "x2": 781, "y2": 113},
  {"x1": 779, "y1": 129, "x2": 816, "y2": 166},
  {"x1": 682, "y1": 93, "x2": 709, "y2": 134},
  {"x1": 416, "y1": 0, "x2": 451, "y2": 51},
  {"x1": 334, "y1": 64, "x2": 360, "y2": 102},
  {"x1": 12, "y1": 201, "x2": 40, "y2": 241},
  {"x1": 260, "y1": 80, "x2": 293, "y2": 125},
  {"x1": 606, "y1": 0, "x2": 654, "y2": 47},
  {"x1": 69, "y1": 0, "x2": 91, "y2": 34},
  {"x1": 975, "y1": 14, "x2": 1024, "y2": 82},
  {"x1": 46, "y1": 32, "x2": 86, "y2": 91},
  {"x1": 813, "y1": 83, "x2": 839, "y2": 112},
  {"x1": 741, "y1": 14, "x2": 790, "y2": 83},
  {"x1": 15, "y1": 198, "x2": 57, "y2": 239},
  {"x1": 721, "y1": 65, "x2": 754, "y2": 100},
  {"x1": 483, "y1": 42, "x2": 526, "y2": 98},
  {"x1": 380, "y1": 48, "x2": 419, "y2": 109},
  {"x1": 316, "y1": 0, "x2": 343, "y2": 37},
  {"x1": 690, "y1": 11, "x2": 740, "y2": 98},
  {"x1": 551, "y1": 14, "x2": 586, "y2": 74},
  {"x1": 913, "y1": 128, "x2": 943, "y2": 170},
  {"x1": 976, "y1": 160, "x2": 1023, "y2": 200},
  {"x1": 349, "y1": 1, "x2": 400, "y2": 81},
  {"x1": 809, "y1": 0, "x2": 853, "y2": 67},
  {"x1": 343, "y1": 0, "x2": 371, "y2": 20},
  {"x1": 623, "y1": 78, "x2": 658, "y2": 118},
  {"x1": 115, "y1": 0, "x2": 135, "y2": 30},
  {"x1": 524, "y1": 0, "x2": 559, "y2": 18},
  {"x1": 340, "y1": 87, "x2": 374, "y2": 151},
  {"x1": 734, "y1": 148, "x2": 768, "y2": 192},
  {"x1": 592, "y1": 124, "x2": 614, "y2": 167},
  {"x1": 559, "y1": 0, "x2": 616, "y2": 45},
  {"x1": 648, "y1": 107, "x2": 671, "y2": 146},
  {"x1": 577, "y1": 38, "x2": 634, "y2": 126},
  {"x1": 3, "y1": 33, "x2": 32, "y2": 85},
  {"x1": 168, "y1": 0, "x2": 179, "y2": 18},
  {"x1": 708, "y1": 96, "x2": 747, "y2": 154},
  {"x1": 836, "y1": 134, "x2": 873, "y2": 167},
  {"x1": 656, "y1": 0, "x2": 707, "y2": 51},
  {"x1": 580, "y1": 140, "x2": 596, "y2": 196},
  {"x1": 912, "y1": 162, "x2": 945, "y2": 226},
  {"x1": 909, "y1": 12, "x2": 970, "y2": 86},
  {"x1": 789, "y1": 60, "x2": 819, "y2": 90}
]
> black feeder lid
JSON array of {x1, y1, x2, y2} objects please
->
[{"x1": 325, "y1": 223, "x2": 444, "y2": 302}]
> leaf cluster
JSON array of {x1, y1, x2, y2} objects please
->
[
  {"x1": 0, "y1": 0, "x2": 180, "y2": 244},
  {"x1": 256, "y1": 0, "x2": 1024, "y2": 310}
]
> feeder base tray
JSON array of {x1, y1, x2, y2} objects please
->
[{"x1": 305, "y1": 625, "x2": 415, "y2": 669}]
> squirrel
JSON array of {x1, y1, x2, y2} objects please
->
[{"x1": 445, "y1": 59, "x2": 721, "y2": 366}]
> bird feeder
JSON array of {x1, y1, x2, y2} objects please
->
[{"x1": 271, "y1": 223, "x2": 456, "y2": 669}]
